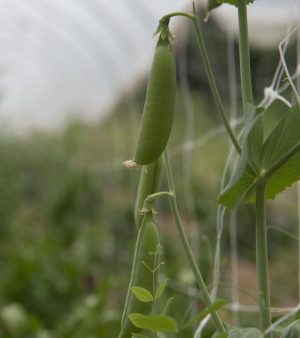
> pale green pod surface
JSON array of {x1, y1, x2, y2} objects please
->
[
  {"x1": 119, "y1": 213, "x2": 160, "y2": 338},
  {"x1": 134, "y1": 158, "x2": 162, "y2": 228},
  {"x1": 134, "y1": 37, "x2": 176, "y2": 165},
  {"x1": 281, "y1": 320, "x2": 300, "y2": 338}
]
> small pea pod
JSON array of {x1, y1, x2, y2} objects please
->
[
  {"x1": 119, "y1": 212, "x2": 160, "y2": 338},
  {"x1": 134, "y1": 158, "x2": 162, "y2": 228},
  {"x1": 133, "y1": 36, "x2": 176, "y2": 165}
]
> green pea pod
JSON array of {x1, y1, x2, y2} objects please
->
[
  {"x1": 119, "y1": 212, "x2": 160, "y2": 338},
  {"x1": 134, "y1": 36, "x2": 176, "y2": 165},
  {"x1": 134, "y1": 158, "x2": 162, "y2": 228}
]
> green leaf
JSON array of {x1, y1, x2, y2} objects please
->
[
  {"x1": 131, "y1": 334, "x2": 149, "y2": 338},
  {"x1": 263, "y1": 104, "x2": 300, "y2": 199},
  {"x1": 246, "y1": 114, "x2": 264, "y2": 172},
  {"x1": 263, "y1": 104, "x2": 300, "y2": 169},
  {"x1": 129, "y1": 313, "x2": 178, "y2": 333},
  {"x1": 219, "y1": 103, "x2": 300, "y2": 208},
  {"x1": 265, "y1": 152, "x2": 300, "y2": 200},
  {"x1": 183, "y1": 299, "x2": 228, "y2": 329},
  {"x1": 161, "y1": 297, "x2": 175, "y2": 315},
  {"x1": 228, "y1": 327, "x2": 262, "y2": 338},
  {"x1": 218, "y1": 0, "x2": 256, "y2": 6},
  {"x1": 281, "y1": 319, "x2": 300, "y2": 337},
  {"x1": 207, "y1": 0, "x2": 222, "y2": 12},
  {"x1": 213, "y1": 333, "x2": 228, "y2": 338},
  {"x1": 218, "y1": 151, "x2": 256, "y2": 209},
  {"x1": 131, "y1": 286, "x2": 153, "y2": 303},
  {"x1": 155, "y1": 280, "x2": 168, "y2": 300},
  {"x1": 218, "y1": 104, "x2": 262, "y2": 208}
]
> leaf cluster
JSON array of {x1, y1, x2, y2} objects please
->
[
  {"x1": 208, "y1": 0, "x2": 256, "y2": 12},
  {"x1": 219, "y1": 104, "x2": 300, "y2": 209}
]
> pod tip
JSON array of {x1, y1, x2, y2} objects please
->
[{"x1": 122, "y1": 160, "x2": 138, "y2": 169}]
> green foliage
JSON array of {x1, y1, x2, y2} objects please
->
[
  {"x1": 131, "y1": 287, "x2": 153, "y2": 303},
  {"x1": 217, "y1": 0, "x2": 256, "y2": 6},
  {"x1": 128, "y1": 313, "x2": 178, "y2": 333},
  {"x1": 207, "y1": 0, "x2": 222, "y2": 12},
  {"x1": 228, "y1": 327, "x2": 262, "y2": 337},
  {"x1": 281, "y1": 320, "x2": 300, "y2": 337},
  {"x1": 131, "y1": 334, "x2": 149, "y2": 338},
  {"x1": 154, "y1": 279, "x2": 168, "y2": 300},
  {"x1": 183, "y1": 299, "x2": 228, "y2": 329},
  {"x1": 207, "y1": 0, "x2": 256, "y2": 12},
  {"x1": 219, "y1": 104, "x2": 300, "y2": 208}
]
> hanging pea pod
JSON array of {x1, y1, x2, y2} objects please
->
[
  {"x1": 118, "y1": 212, "x2": 160, "y2": 338},
  {"x1": 134, "y1": 35, "x2": 176, "y2": 165},
  {"x1": 134, "y1": 158, "x2": 162, "y2": 228}
]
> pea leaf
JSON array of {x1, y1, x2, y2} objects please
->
[
  {"x1": 218, "y1": 0, "x2": 256, "y2": 6},
  {"x1": 281, "y1": 319, "x2": 300, "y2": 337},
  {"x1": 155, "y1": 279, "x2": 168, "y2": 300},
  {"x1": 183, "y1": 299, "x2": 228, "y2": 329},
  {"x1": 263, "y1": 104, "x2": 300, "y2": 169},
  {"x1": 218, "y1": 155, "x2": 255, "y2": 208},
  {"x1": 213, "y1": 333, "x2": 229, "y2": 338},
  {"x1": 161, "y1": 297, "x2": 175, "y2": 315},
  {"x1": 219, "y1": 103, "x2": 300, "y2": 208},
  {"x1": 207, "y1": 0, "x2": 222, "y2": 12},
  {"x1": 228, "y1": 327, "x2": 262, "y2": 337},
  {"x1": 129, "y1": 313, "x2": 178, "y2": 333},
  {"x1": 207, "y1": 0, "x2": 256, "y2": 13},
  {"x1": 263, "y1": 103, "x2": 300, "y2": 199},
  {"x1": 218, "y1": 104, "x2": 261, "y2": 208},
  {"x1": 131, "y1": 286, "x2": 153, "y2": 302}
]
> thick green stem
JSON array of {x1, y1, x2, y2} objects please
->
[
  {"x1": 134, "y1": 159, "x2": 163, "y2": 228},
  {"x1": 191, "y1": 7, "x2": 241, "y2": 154},
  {"x1": 256, "y1": 180, "x2": 272, "y2": 337},
  {"x1": 163, "y1": 151, "x2": 226, "y2": 333},
  {"x1": 238, "y1": 0, "x2": 254, "y2": 112}
]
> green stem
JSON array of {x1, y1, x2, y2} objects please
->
[
  {"x1": 163, "y1": 151, "x2": 226, "y2": 333},
  {"x1": 160, "y1": 11, "x2": 195, "y2": 23},
  {"x1": 143, "y1": 191, "x2": 172, "y2": 211},
  {"x1": 256, "y1": 180, "x2": 272, "y2": 337},
  {"x1": 191, "y1": 5, "x2": 241, "y2": 154},
  {"x1": 265, "y1": 141, "x2": 300, "y2": 179},
  {"x1": 238, "y1": 0, "x2": 254, "y2": 112}
]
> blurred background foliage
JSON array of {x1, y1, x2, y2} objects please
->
[{"x1": 0, "y1": 11, "x2": 299, "y2": 338}]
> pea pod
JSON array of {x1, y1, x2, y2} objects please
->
[
  {"x1": 134, "y1": 158, "x2": 162, "y2": 228},
  {"x1": 133, "y1": 36, "x2": 176, "y2": 165},
  {"x1": 119, "y1": 212, "x2": 160, "y2": 338}
]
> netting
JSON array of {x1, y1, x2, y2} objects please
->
[
  {"x1": 70, "y1": 1, "x2": 300, "y2": 335},
  {"x1": 193, "y1": 1, "x2": 300, "y2": 336}
]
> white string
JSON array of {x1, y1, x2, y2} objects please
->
[
  {"x1": 194, "y1": 3, "x2": 300, "y2": 336},
  {"x1": 279, "y1": 25, "x2": 300, "y2": 103},
  {"x1": 264, "y1": 304, "x2": 300, "y2": 335}
]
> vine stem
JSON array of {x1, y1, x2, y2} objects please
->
[
  {"x1": 163, "y1": 151, "x2": 226, "y2": 333},
  {"x1": 191, "y1": 5, "x2": 241, "y2": 154},
  {"x1": 237, "y1": 0, "x2": 254, "y2": 112},
  {"x1": 256, "y1": 179, "x2": 272, "y2": 337}
]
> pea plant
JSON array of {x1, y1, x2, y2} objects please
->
[{"x1": 120, "y1": 1, "x2": 300, "y2": 337}]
